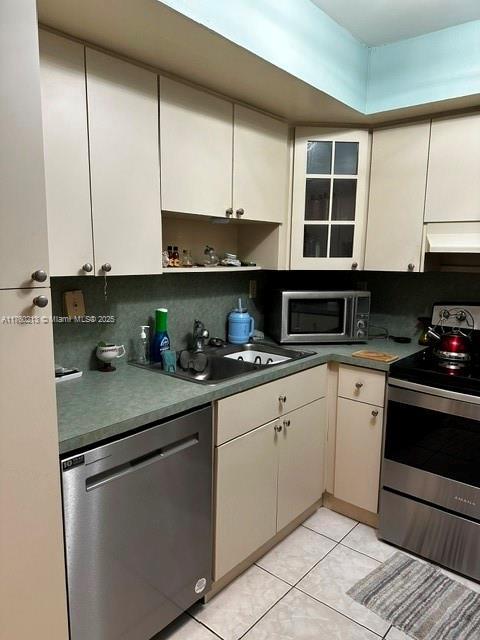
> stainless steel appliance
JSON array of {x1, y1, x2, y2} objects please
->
[
  {"x1": 379, "y1": 303, "x2": 480, "y2": 581},
  {"x1": 266, "y1": 290, "x2": 370, "y2": 344},
  {"x1": 61, "y1": 406, "x2": 213, "y2": 640}
]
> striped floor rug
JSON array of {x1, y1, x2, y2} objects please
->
[{"x1": 347, "y1": 552, "x2": 480, "y2": 640}]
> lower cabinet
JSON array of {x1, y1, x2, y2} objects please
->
[
  {"x1": 334, "y1": 397, "x2": 384, "y2": 513},
  {"x1": 214, "y1": 398, "x2": 326, "y2": 580}
]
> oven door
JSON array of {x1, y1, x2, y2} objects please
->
[
  {"x1": 383, "y1": 379, "x2": 480, "y2": 521},
  {"x1": 281, "y1": 292, "x2": 354, "y2": 343}
]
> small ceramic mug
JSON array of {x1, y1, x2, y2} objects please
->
[{"x1": 96, "y1": 344, "x2": 126, "y2": 371}]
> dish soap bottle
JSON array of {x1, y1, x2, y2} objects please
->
[
  {"x1": 137, "y1": 325, "x2": 150, "y2": 364},
  {"x1": 151, "y1": 308, "x2": 171, "y2": 363}
]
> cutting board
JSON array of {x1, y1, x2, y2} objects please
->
[{"x1": 352, "y1": 350, "x2": 399, "y2": 363}]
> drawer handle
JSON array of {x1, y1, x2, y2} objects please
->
[
  {"x1": 355, "y1": 382, "x2": 363, "y2": 390},
  {"x1": 274, "y1": 424, "x2": 283, "y2": 433},
  {"x1": 283, "y1": 419, "x2": 291, "y2": 428},
  {"x1": 371, "y1": 410, "x2": 379, "y2": 418},
  {"x1": 279, "y1": 395, "x2": 287, "y2": 403}
]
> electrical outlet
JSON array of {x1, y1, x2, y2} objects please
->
[{"x1": 249, "y1": 279, "x2": 257, "y2": 299}]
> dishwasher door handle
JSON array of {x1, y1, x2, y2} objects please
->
[{"x1": 86, "y1": 433, "x2": 199, "y2": 491}]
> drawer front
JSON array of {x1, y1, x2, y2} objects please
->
[
  {"x1": 216, "y1": 365, "x2": 327, "y2": 445},
  {"x1": 338, "y1": 364, "x2": 385, "y2": 407}
]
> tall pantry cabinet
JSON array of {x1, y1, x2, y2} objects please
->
[{"x1": 0, "y1": 3, "x2": 69, "y2": 639}]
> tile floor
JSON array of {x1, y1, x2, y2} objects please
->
[{"x1": 157, "y1": 507, "x2": 480, "y2": 640}]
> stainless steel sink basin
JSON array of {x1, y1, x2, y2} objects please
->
[{"x1": 132, "y1": 343, "x2": 315, "y2": 385}]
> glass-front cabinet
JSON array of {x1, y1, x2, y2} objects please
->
[{"x1": 291, "y1": 128, "x2": 370, "y2": 270}]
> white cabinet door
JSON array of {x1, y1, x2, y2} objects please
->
[
  {"x1": 160, "y1": 77, "x2": 233, "y2": 219},
  {"x1": 365, "y1": 122, "x2": 430, "y2": 272},
  {"x1": 0, "y1": 4, "x2": 50, "y2": 289},
  {"x1": 0, "y1": 288, "x2": 68, "y2": 639},
  {"x1": 214, "y1": 420, "x2": 278, "y2": 580},
  {"x1": 86, "y1": 49, "x2": 162, "y2": 275},
  {"x1": 277, "y1": 399, "x2": 326, "y2": 530},
  {"x1": 39, "y1": 31, "x2": 94, "y2": 277},
  {"x1": 291, "y1": 127, "x2": 370, "y2": 270},
  {"x1": 233, "y1": 105, "x2": 289, "y2": 223},
  {"x1": 334, "y1": 397, "x2": 383, "y2": 513},
  {"x1": 425, "y1": 114, "x2": 480, "y2": 222}
]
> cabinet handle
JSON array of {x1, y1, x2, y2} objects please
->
[
  {"x1": 33, "y1": 295, "x2": 48, "y2": 308},
  {"x1": 225, "y1": 207, "x2": 233, "y2": 217},
  {"x1": 351, "y1": 262, "x2": 358, "y2": 270},
  {"x1": 408, "y1": 263, "x2": 415, "y2": 271},
  {"x1": 355, "y1": 382, "x2": 363, "y2": 390},
  {"x1": 101, "y1": 263, "x2": 112, "y2": 272},
  {"x1": 283, "y1": 419, "x2": 291, "y2": 427},
  {"x1": 371, "y1": 410, "x2": 379, "y2": 418},
  {"x1": 82, "y1": 263, "x2": 93, "y2": 273},
  {"x1": 279, "y1": 395, "x2": 287, "y2": 403},
  {"x1": 274, "y1": 424, "x2": 283, "y2": 433},
  {"x1": 236, "y1": 208, "x2": 245, "y2": 217},
  {"x1": 31, "y1": 269, "x2": 47, "y2": 282}
]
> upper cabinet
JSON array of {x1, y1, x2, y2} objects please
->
[
  {"x1": 160, "y1": 77, "x2": 233, "y2": 219},
  {"x1": 233, "y1": 105, "x2": 289, "y2": 223},
  {"x1": 86, "y1": 49, "x2": 162, "y2": 276},
  {"x1": 425, "y1": 113, "x2": 480, "y2": 223},
  {"x1": 365, "y1": 122, "x2": 430, "y2": 272},
  {"x1": 39, "y1": 31, "x2": 94, "y2": 277},
  {"x1": 291, "y1": 128, "x2": 370, "y2": 270}
]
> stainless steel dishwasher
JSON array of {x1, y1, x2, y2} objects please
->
[{"x1": 61, "y1": 405, "x2": 212, "y2": 640}]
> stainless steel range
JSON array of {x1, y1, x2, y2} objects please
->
[{"x1": 379, "y1": 303, "x2": 480, "y2": 581}]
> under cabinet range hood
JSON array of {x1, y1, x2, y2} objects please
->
[{"x1": 424, "y1": 222, "x2": 480, "y2": 272}]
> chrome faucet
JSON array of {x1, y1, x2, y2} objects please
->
[{"x1": 192, "y1": 319, "x2": 209, "y2": 353}]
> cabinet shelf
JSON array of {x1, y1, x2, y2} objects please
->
[{"x1": 162, "y1": 266, "x2": 262, "y2": 274}]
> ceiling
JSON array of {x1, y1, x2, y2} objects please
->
[{"x1": 311, "y1": 0, "x2": 480, "y2": 45}]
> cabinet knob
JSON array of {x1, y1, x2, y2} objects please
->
[
  {"x1": 225, "y1": 207, "x2": 233, "y2": 217},
  {"x1": 31, "y1": 269, "x2": 47, "y2": 283},
  {"x1": 351, "y1": 262, "x2": 358, "y2": 270},
  {"x1": 283, "y1": 419, "x2": 291, "y2": 427},
  {"x1": 355, "y1": 382, "x2": 363, "y2": 390},
  {"x1": 279, "y1": 395, "x2": 287, "y2": 403},
  {"x1": 82, "y1": 263, "x2": 93, "y2": 273},
  {"x1": 33, "y1": 295, "x2": 48, "y2": 308},
  {"x1": 236, "y1": 208, "x2": 245, "y2": 217},
  {"x1": 408, "y1": 263, "x2": 415, "y2": 271},
  {"x1": 371, "y1": 409, "x2": 379, "y2": 418},
  {"x1": 101, "y1": 263, "x2": 112, "y2": 272},
  {"x1": 274, "y1": 424, "x2": 283, "y2": 433}
]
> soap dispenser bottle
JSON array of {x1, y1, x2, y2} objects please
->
[
  {"x1": 151, "y1": 308, "x2": 171, "y2": 363},
  {"x1": 137, "y1": 325, "x2": 150, "y2": 364},
  {"x1": 228, "y1": 298, "x2": 255, "y2": 345}
]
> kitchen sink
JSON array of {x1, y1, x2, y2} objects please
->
[{"x1": 132, "y1": 343, "x2": 315, "y2": 385}]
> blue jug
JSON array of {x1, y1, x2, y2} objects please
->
[{"x1": 228, "y1": 298, "x2": 254, "y2": 345}]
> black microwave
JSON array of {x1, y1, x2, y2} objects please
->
[{"x1": 267, "y1": 290, "x2": 370, "y2": 344}]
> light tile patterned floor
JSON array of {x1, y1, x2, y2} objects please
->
[{"x1": 157, "y1": 507, "x2": 480, "y2": 640}]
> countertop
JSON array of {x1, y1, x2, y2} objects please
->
[{"x1": 56, "y1": 339, "x2": 424, "y2": 455}]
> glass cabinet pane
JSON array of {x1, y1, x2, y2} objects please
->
[
  {"x1": 331, "y1": 179, "x2": 357, "y2": 221},
  {"x1": 330, "y1": 225, "x2": 354, "y2": 257},
  {"x1": 307, "y1": 141, "x2": 332, "y2": 174},
  {"x1": 304, "y1": 225, "x2": 328, "y2": 257},
  {"x1": 305, "y1": 178, "x2": 330, "y2": 220},
  {"x1": 334, "y1": 142, "x2": 358, "y2": 175}
]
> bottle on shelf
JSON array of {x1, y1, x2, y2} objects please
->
[
  {"x1": 151, "y1": 308, "x2": 171, "y2": 363},
  {"x1": 172, "y1": 246, "x2": 180, "y2": 267}
]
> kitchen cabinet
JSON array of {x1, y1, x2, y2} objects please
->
[
  {"x1": 160, "y1": 77, "x2": 233, "y2": 219},
  {"x1": 365, "y1": 122, "x2": 430, "y2": 272},
  {"x1": 214, "y1": 367, "x2": 327, "y2": 580},
  {"x1": 233, "y1": 105, "x2": 289, "y2": 223},
  {"x1": 334, "y1": 365, "x2": 385, "y2": 514},
  {"x1": 86, "y1": 48, "x2": 162, "y2": 275},
  {"x1": 39, "y1": 30, "x2": 94, "y2": 277},
  {"x1": 425, "y1": 114, "x2": 480, "y2": 223},
  {"x1": 291, "y1": 127, "x2": 370, "y2": 270}
]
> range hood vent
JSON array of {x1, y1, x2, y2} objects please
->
[{"x1": 425, "y1": 222, "x2": 480, "y2": 253}]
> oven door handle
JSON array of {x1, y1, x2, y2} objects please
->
[{"x1": 389, "y1": 378, "x2": 480, "y2": 420}]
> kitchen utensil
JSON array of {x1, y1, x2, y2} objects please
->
[
  {"x1": 352, "y1": 350, "x2": 399, "y2": 363},
  {"x1": 228, "y1": 298, "x2": 255, "y2": 345}
]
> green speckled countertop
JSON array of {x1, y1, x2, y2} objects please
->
[{"x1": 56, "y1": 339, "x2": 424, "y2": 455}]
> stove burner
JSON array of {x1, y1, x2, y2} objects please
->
[{"x1": 437, "y1": 360, "x2": 468, "y2": 371}]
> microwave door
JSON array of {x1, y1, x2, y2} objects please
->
[{"x1": 285, "y1": 295, "x2": 349, "y2": 342}]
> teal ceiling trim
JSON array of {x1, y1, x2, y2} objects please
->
[{"x1": 159, "y1": 0, "x2": 480, "y2": 115}]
